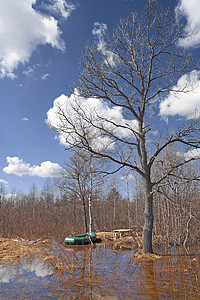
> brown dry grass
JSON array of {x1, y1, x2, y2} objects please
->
[
  {"x1": 0, "y1": 238, "x2": 50, "y2": 263},
  {"x1": 133, "y1": 251, "x2": 161, "y2": 260},
  {"x1": 96, "y1": 231, "x2": 143, "y2": 248}
]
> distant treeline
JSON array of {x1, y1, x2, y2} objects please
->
[{"x1": 0, "y1": 178, "x2": 199, "y2": 246}]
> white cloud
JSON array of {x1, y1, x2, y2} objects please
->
[
  {"x1": 22, "y1": 117, "x2": 29, "y2": 121},
  {"x1": 159, "y1": 70, "x2": 200, "y2": 118},
  {"x1": 176, "y1": 0, "x2": 200, "y2": 47},
  {"x1": 3, "y1": 157, "x2": 63, "y2": 178},
  {"x1": 44, "y1": 0, "x2": 75, "y2": 19},
  {"x1": 23, "y1": 66, "x2": 34, "y2": 77},
  {"x1": 120, "y1": 173, "x2": 134, "y2": 181},
  {"x1": 41, "y1": 73, "x2": 50, "y2": 80},
  {"x1": 184, "y1": 148, "x2": 200, "y2": 159},
  {"x1": 0, "y1": 0, "x2": 66, "y2": 78},
  {"x1": 92, "y1": 22, "x2": 108, "y2": 38},
  {"x1": 0, "y1": 179, "x2": 9, "y2": 187},
  {"x1": 46, "y1": 89, "x2": 138, "y2": 151},
  {"x1": 92, "y1": 22, "x2": 118, "y2": 66}
]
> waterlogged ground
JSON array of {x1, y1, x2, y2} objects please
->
[{"x1": 0, "y1": 243, "x2": 199, "y2": 299}]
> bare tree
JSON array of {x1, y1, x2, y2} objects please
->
[
  {"x1": 47, "y1": 1, "x2": 200, "y2": 253},
  {"x1": 59, "y1": 149, "x2": 104, "y2": 233},
  {"x1": 153, "y1": 145, "x2": 200, "y2": 245}
]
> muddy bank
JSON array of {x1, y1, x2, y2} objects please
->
[{"x1": 0, "y1": 238, "x2": 50, "y2": 263}]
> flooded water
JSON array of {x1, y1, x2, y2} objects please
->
[{"x1": 0, "y1": 243, "x2": 199, "y2": 299}]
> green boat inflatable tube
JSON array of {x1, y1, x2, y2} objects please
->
[{"x1": 64, "y1": 232, "x2": 96, "y2": 245}]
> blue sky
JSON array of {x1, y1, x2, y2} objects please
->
[{"x1": 0, "y1": 0, "x2": 200, "y2": 194}]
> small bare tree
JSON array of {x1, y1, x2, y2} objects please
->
[
  {"x1": 59, "y1": 149, "x2": 103, "y2": 233},
  {"x1": 47, "y1": 0, "x2": 200, "y2": 253}
]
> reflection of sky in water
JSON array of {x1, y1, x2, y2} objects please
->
[{"x1": 0, "y1": 258, "x2": 53, "y2": 283}]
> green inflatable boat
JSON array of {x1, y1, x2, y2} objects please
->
[{"x1": 64, "y1": 232, "x2": 96, "y2": 245}]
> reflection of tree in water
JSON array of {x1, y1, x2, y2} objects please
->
[
  {"x1": 142, "y1": 260, "x2": 158, "y2": 300},
  {"x1": 155, "y1": 247, "x2": 200, "y2": 298},
  {"x1": 48, "y1": 246, "x2": 107, "y2": 299},
  {"x1": 72, "y1": 248, "x2": 95, "y2": 299},
  {"x1": 137, "y1": 247, "x2": 200, "y2": 299},
  {"x1": 47, "y1": 244, "x2": 200, "y2": 299}
]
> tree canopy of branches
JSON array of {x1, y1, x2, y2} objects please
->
[{"x1": 47, "y1": 0, "x2": 200, "y2": 253}]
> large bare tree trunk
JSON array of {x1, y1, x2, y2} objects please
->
[
  {"x1": 139, "y1": 119, "x2": 154, "y2": 253},
  {"x1": 143, "y1": 189, "x2": 154, "y2": 253}
]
